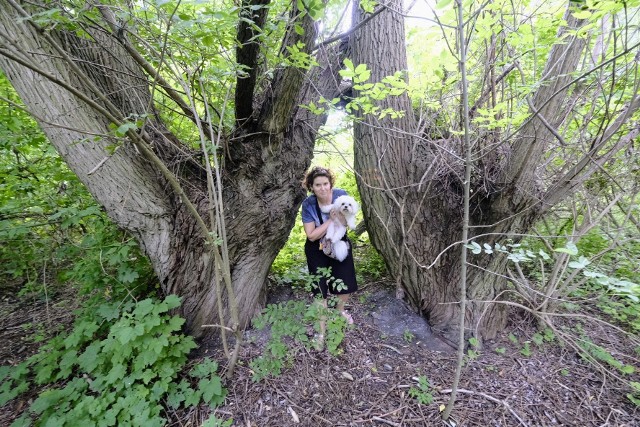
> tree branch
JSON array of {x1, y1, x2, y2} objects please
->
[
  {"x1": 0, "y1": 0, "x2": 212, "y2": 244},
  {"x1": 440, "y1": 388, "x2": 528, "y2": 427},
  {"x1": 96, "y1": 5, "x2": 217, "y2": 137},
  {"x1": 542, "y1": 96, "x2": 640, "y2": 210},
  {"x1": 503, "y1": 6, "x2": 588, "y2": 187},
  {"x1": 256, "y1": 4, "x2": 318, "y2": 133},
  {"x1": 313, "y1": 4, "x2": 387, "y2": 51},
  {"x1": 235, "y1": 0, "x2": 271, "y2": 124}
]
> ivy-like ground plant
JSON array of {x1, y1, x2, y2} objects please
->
[{"x1": 0, "y1": 295, "x2": 229, "y2": 427}]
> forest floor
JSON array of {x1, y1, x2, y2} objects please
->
[{"x1": 1, "y1": 280, "x2": 639, "y2": 426}]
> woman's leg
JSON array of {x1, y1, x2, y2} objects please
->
[
  {"x1": 336, "y1": 294, "x2": 349, "y2": 312},
  {"x1": 312, "y1": 298, "x2": 328, "y2": 350},
  {"x1": 336, "y1": 294, "x2": 354, "y2": 324}
]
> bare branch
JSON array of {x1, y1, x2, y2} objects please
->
[{"x1": 543, "y1": 96, "x2": 640, "y2": 210}]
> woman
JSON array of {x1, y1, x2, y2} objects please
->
[{"x1": 301, "y1": 166, "x2": 358, "y2": 336}]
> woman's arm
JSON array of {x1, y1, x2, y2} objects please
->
[{"x1": 303, "y1": 220, "x2": 331, "y2": 242}]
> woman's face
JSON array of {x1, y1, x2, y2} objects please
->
[{"x1": 312, "y1": 176, "x2": 332, "y2": 198}]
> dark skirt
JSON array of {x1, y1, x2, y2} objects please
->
[{"x1": 304, "y1": 237, "x2": 358, "y2": 298}]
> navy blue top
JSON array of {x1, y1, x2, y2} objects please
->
[{"x1": 301, "y1": 188, "x2": 348, "y2": 226}]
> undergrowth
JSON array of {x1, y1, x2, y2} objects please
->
[
  {"x1": 0, "y1": 296, "x2": 229, "y2": 426},
  {"x1": 249, "y1": 298, "x2": 348, "y2": 381}
]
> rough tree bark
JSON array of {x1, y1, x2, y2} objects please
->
[
  {"x1": 350, "y1": 1, "x2": 634, "y2": 341},
  {"x1": 0, "y1": 0, "x2": 345, "y2": 336}
]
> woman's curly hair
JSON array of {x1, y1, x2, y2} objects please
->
[{"x1": 302, "y1": 166, "x2": 335, "y2": 192}]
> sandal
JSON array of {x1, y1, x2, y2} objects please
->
[{"x1": 341, "y1": 311, "x2": 354, "y2": 325}]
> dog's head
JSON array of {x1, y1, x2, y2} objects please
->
[{"x1": 333, "y1": 195, "x2": 359, "y2": 217}]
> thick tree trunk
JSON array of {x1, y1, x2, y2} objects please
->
[
  {"x1": 352, "y1": 1, "x2": 588, "y2": 341},
  {"x1": 0, "y1": 0, "x2": 343, "y2": 337}
]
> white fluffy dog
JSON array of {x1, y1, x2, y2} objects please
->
[{"x1": 321, "y1": 195, "x2": 359, "y2": 261}]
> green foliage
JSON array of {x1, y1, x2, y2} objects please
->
[
  {"x1": 250, "y1": 298, "x2": 348, "y2": 381},
  {"x1": 577, "y1": 335, "x2": 640, "y2": 406},
  {"x1": 202, "y1": 415, "x2": 234, "y2": 427},
  {"x1": 0, "y1": 76, "x2": 154, "y2": 304},
  {"x1": 467, "y1": 238, "x2": 640, "y2": 333},
  {"x1": 465, "y1": 336, "x2": 480, "y2": 361},
  {"x1": 359, "y1": 0, "x2": 377, "y2": 13},
  {"x1": 578, "y1": 337, "x2": 636, "y2": 377},
  {"x1": 403, "y1": 329, "x2": 415, "y2": 343},
  {"x1": 338, "y1": 59, "x2": 408, "y2": 119},
  {"x1": 628, "y1": 382, "x2": 640, "y2": 407},
  {"x1": 297, "y1": 0, "x2": 325, "y2": 20},
  {"x1": 0, "y1": 296, "x2": 227, "y2": 426},
  {"x1": 520, "y1": 341, "x2": 532, "y2": 357},
  {"x1": 283, "y1": 42, "x2": 318, "y2": 70},
  {"x1": 269, "y1": 218, "x2": 308, "y2": 287},
  {"x1": 508, "y1": 333, "x2": 519, "y2": 345},
  {"x1": 408, "y1": 375, "x2": 434, "y2": 405}
]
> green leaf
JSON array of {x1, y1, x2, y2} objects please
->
[
  {"x1": 465, "y1": 241, "x2": 482, "y2": 254},
  {"x1": 202, "y1": 35, "x2": 214, "y2": 46},
  {"x1": 58, "y1": 350, "x2": 78, "y2": 378},
  {"x1": 184, "y1": 389, "x2": 202, "y2": 407},
  {"x1": 118, "y1": 268, "x2": 140, "y2": 284},
  {"x1": 78, "y1": 342, "x2": 102, "y2": 373},
  {"x1": 199, "y1": 377, "x2": 224, "y2": 405},
  {"x1": 360, "y1": 0, "x2": 377, "y2": 13},
  {"x1": 167, "y1": 316, "x2": 186, "y2": 332},
  {"x1": 436, "y1": 0, "x2": 453, "y2": 9},
  {"x1": 113, "y1": 326, "x2": 137, "y2": 345},
  {"x1": 96, "y1": 304, "x2": 121, "y2": 321},
  {"x1": 621, "y1": 365, "x2": 635, "y2": 375},
  {"x1": 31, "y1": 389, "x2": 62, "y2": 414},
  {"x1": 114, "y1": 122, "x2": 138, "y2": 137},
  {"x1": 9, "y1": 413, "x2": 31, "y2": 427},
  {"x1": 554, "y1": 242, "x2": 578, "y2": 255},
  {"x1": 572, "y1": 10, "x2": 592, "y2": 19},
  {"x1": 105, "y1": 363, "x2": 127, "y2": 384},
  {"x1": 190, "y1": 359, "x2": 219, "y2": 378},
  {"x1": 342, "y1": 58, "x2": 354, "y2": 73},
  {"x1": 133, "y1": 298, "x2": 155, "y2": 317},
  {"x1": 164, "y1": 294, "x2": 182, "y2": 310}
]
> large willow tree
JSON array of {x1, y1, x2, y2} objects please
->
[
  {"x1": 350, "y1": 0, "x2": 639, "y2": 340},
  {"x1": 2, "y1": 0, "x2": 638, "y2": 343},
  {"x1": 0, "y1": 0, "x2": 352, "y2": 336}
]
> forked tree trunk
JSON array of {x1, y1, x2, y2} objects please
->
[
  {"x1": 352, "y1": 1, "x2": 588, "y2": 341},
  {"x1": 0, "y1": 0, "x2": 343, "y2": 336}
]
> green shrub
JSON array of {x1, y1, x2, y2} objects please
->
[
  {"x1": 0, "y1": 296, "x2": 227, "y2": 426},
  {"x1": 250, "y1": 298, "x2": 348, "y2": 381},
  {"x1": 408, "y1": 375, "x2": 433, "y2": 405},
  {"x1": 0, "y1": 88, "x2": 154, "y2": 303}
]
